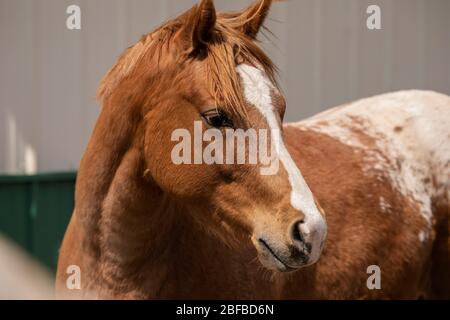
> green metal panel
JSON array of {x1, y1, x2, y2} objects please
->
[
  {"x1": 0, "y1": 173, "x2": 76, "y2": 272},
  {"x1": 31, "y1": 174, "x2": 76, "y2": 271},
  {"x1": 0, "y1": 180, "x2": 31, "y2": 249}
]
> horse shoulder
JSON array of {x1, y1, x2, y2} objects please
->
[{"x1": 280, "y1": 91, "x2": 450, "y2": 298}]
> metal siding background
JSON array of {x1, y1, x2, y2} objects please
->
[{"x1": 1, "y1": 0, "x2": 449, "y2": 174}]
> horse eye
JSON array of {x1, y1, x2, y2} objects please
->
[{"x1": 201, "y1": 109, "x2": 234, "y2": 129}]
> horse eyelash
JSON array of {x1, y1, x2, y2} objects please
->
[
  {"x1": 201, "y1": 108, "x2": 234, "y2": 128},
  {"x1": 201, "y1": 109, "x2": 220, "y2": 116}
]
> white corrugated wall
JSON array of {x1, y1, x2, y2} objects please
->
[{"x1": 1, "y1": 0, "x2": 449, "y2": 173}]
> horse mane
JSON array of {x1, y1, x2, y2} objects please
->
[{"x1": 96, "y1": 3, "x2": 278, "y2": 119}]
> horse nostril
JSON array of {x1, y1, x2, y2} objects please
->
[{"x1": 291, "y1": 220, "x2": 305, "y2": 243}]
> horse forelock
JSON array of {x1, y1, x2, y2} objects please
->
[{"x1": 96, "y1": 6, "x2": 278, "y2": 121}]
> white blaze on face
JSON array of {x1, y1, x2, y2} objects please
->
[{"x1": 237, "y1": 64, "x2": 327, "y2": 262}]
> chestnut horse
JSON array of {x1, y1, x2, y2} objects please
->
[{"x1": 56, "y1": 0, "x2": 450, "y2": 299}]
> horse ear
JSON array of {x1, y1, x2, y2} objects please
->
[
  {"x1": 238, "y1": 0, "x2": 273, "y2": 39},
  {"x1": 183, "y1": 0, "x2": 217, "y2": 53}
]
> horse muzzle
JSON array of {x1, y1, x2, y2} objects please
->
[{"x1": 254, "y1": 218, "x2": 327, "y2": 272}]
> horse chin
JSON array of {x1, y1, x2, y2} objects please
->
[
  {"x1": 258, "y1": 255, "x2": 300, "y2": 273},
  {"x1": 253, "y1": 238, "x2": 314, "y2": 273}
]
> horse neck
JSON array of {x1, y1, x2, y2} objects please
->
[
  {"x1": 78, "y1": 145, "x2": 196, "y2": 297},
  {"x1": 72, "y1": 101, "x2": 184, "y2": 294},
  {"x1": 98, "y1": 147, "x2": 182, "y2": 291}
]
